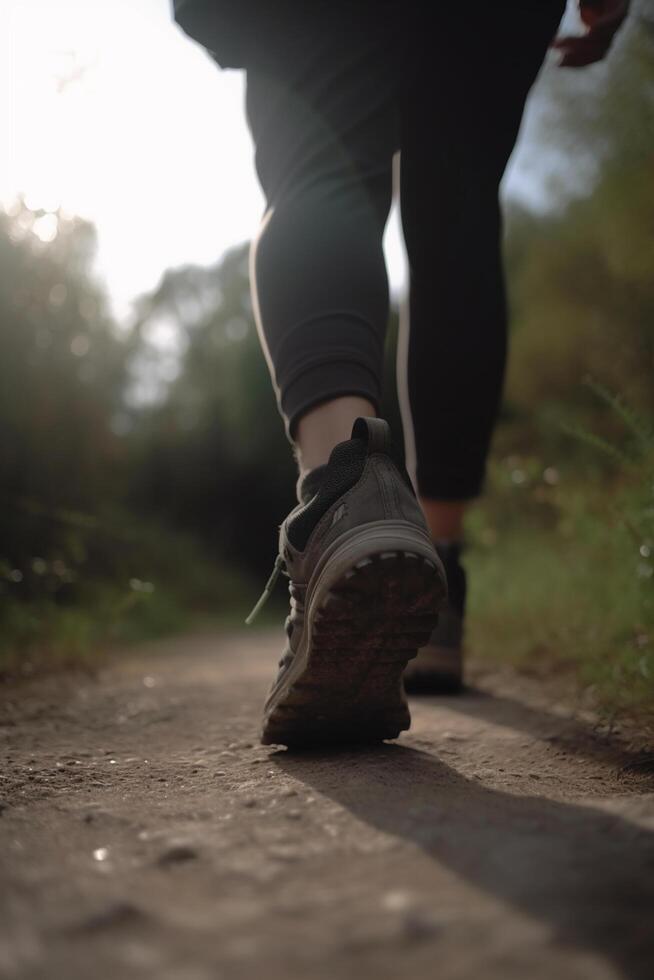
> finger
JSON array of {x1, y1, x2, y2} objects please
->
[
  {"x1": 558, "y1": 42, "x2": 610, "y2": 64},
  {"x1": 557, "y1": 40, "x2": 611, "y2": 66},
  {"x1": 554, "y1": 33, "x2": 612, "y2": 63},
  {"x1": 553, "y1": 16, "x2": 625, "y2": 48},
  {"x1": 553, "y1": 34, "x2": 608, "y2": 51},
  {"x1": 580, "y1": 0, "x2": 629, "y2": 29},
  {"x1": 552, "y1": 28, "x2": 616, "y2": 56}
]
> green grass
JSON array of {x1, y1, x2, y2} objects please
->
[
  {"x1": 0, "y1": 514, "x2": 254, "y2": 680},
  {"x1": 465, "y1": 397, "x2": 654, "y2": 725}
]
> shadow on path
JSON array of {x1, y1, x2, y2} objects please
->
[
  {"x1": 418, "y1": 683, "x2": 654, "y2": 775},
  {"x1": 274, "y1": 738, "x2": 654, "y2": 979}
]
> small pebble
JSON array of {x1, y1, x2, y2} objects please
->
[
  {"x1": 157, "y1": 843, "x2": 198, "y2": 866},
  {"x1": 382, "y1": 889, "x2": 413, "y2": 912}
]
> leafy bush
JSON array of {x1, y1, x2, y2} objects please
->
[{"x1": 466, "y1": 380, "x2": 654, "y2": 723}]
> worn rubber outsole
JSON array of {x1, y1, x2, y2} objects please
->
[{"x1": 261, "y1": 535, "x2": 446, "y2": 748}]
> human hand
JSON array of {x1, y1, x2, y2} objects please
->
[{"x1": 552, "y1": 0, "x2": 630, "y2": 67}]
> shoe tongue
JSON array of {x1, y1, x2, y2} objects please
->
[{"x1": 297, "y1": 464, "x2": 328, "y2": 504}]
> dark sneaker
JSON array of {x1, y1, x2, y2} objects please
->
[
  {"x1": 403, "y1": 540, "x2": 466, "y2": 693},
  {"x1": 248, "y1": 417, "x2": 448, "y2": 747}
]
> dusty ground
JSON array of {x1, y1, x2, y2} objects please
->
[{"x1": 1, "y1": 629, "x2": 653, "y2": 980}]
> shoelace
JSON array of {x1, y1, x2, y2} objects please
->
[{"x1": 244, "y1": 554, "x2": 287, "y2": 626}]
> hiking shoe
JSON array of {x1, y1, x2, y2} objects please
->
[
  {"x1": 249, "y1": 417, "x2": 448, "y2": 747},
  {"x1": 403, "y1": 540, "x2": 466, "y2": 693}
]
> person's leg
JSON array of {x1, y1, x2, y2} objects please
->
[
  {"x1": 242, "y1": 6, "x2": 448, "y2": 745},
  {"x1": 399, "y1": 1, "x2": 566, "y2": 533},
  {"x1": 399, "y1": 0, "x2": 566, "y2": 690},
  {"x1": 245, "y1": 3, "x2": 402, "y2": 486}
]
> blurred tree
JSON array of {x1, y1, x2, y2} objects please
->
[
  {"x1": 505, "y1": 160, "x2": 654, "y2": 447},
  {"x1": 500, "y1": 8, "x2": 654, "y2": 460},
  {"x1": 0, "y1": 203, "x2": 133, "y2": 581},
  {"x1": 129, "y1": 245, "x2": 297, "y2": 577}
]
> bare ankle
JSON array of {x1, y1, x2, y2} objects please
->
[
  {"x1": 419, "y1": 497, "x2": 467, "y2": 542},
  {"x1": 294, "y1": 396, "x2": 376, "y2": 474}
]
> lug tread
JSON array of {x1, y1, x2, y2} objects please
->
[{"x1": 261, "y1": 547, "x2": 446, "y2": 746}]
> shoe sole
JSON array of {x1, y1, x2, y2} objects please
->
[{"x1": 261, "y1": 522, "x2": 447, "y2": 747}]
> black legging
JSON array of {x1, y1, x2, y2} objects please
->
[{"x1": 245, "y1": 1, "x2": 565, "y2": 500}]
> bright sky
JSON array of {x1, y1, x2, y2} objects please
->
[{"x1": 2, "y1": 0, "x2": 556, "y2": 325}]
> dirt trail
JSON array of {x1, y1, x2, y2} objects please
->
[{"x1": 1, "y1": 629, "x2": 653, "y2": 980}]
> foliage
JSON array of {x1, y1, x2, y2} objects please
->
[
  {"x1": 503, "y1": 158, "x2": 654, "y2": 464},
  {"x1": 0, "y1": 206, "x2": 250, "y2": 677},
  {"x1": 465, "y1": 384, "x2": 654, "y2": 723},
  {"x1": 128, "y1": 246, "x2": 297, "y2": 579},
  {"x1": 0, "y1": 206, "x2": 131, "y2": 545}
]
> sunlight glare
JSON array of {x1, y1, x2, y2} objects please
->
[
  {"x1": 32, "y1": 213, "x2": 58, "y2": 243},
  {"x1": 3, "y1": 0, "x2": 552, "y2": 325}
]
